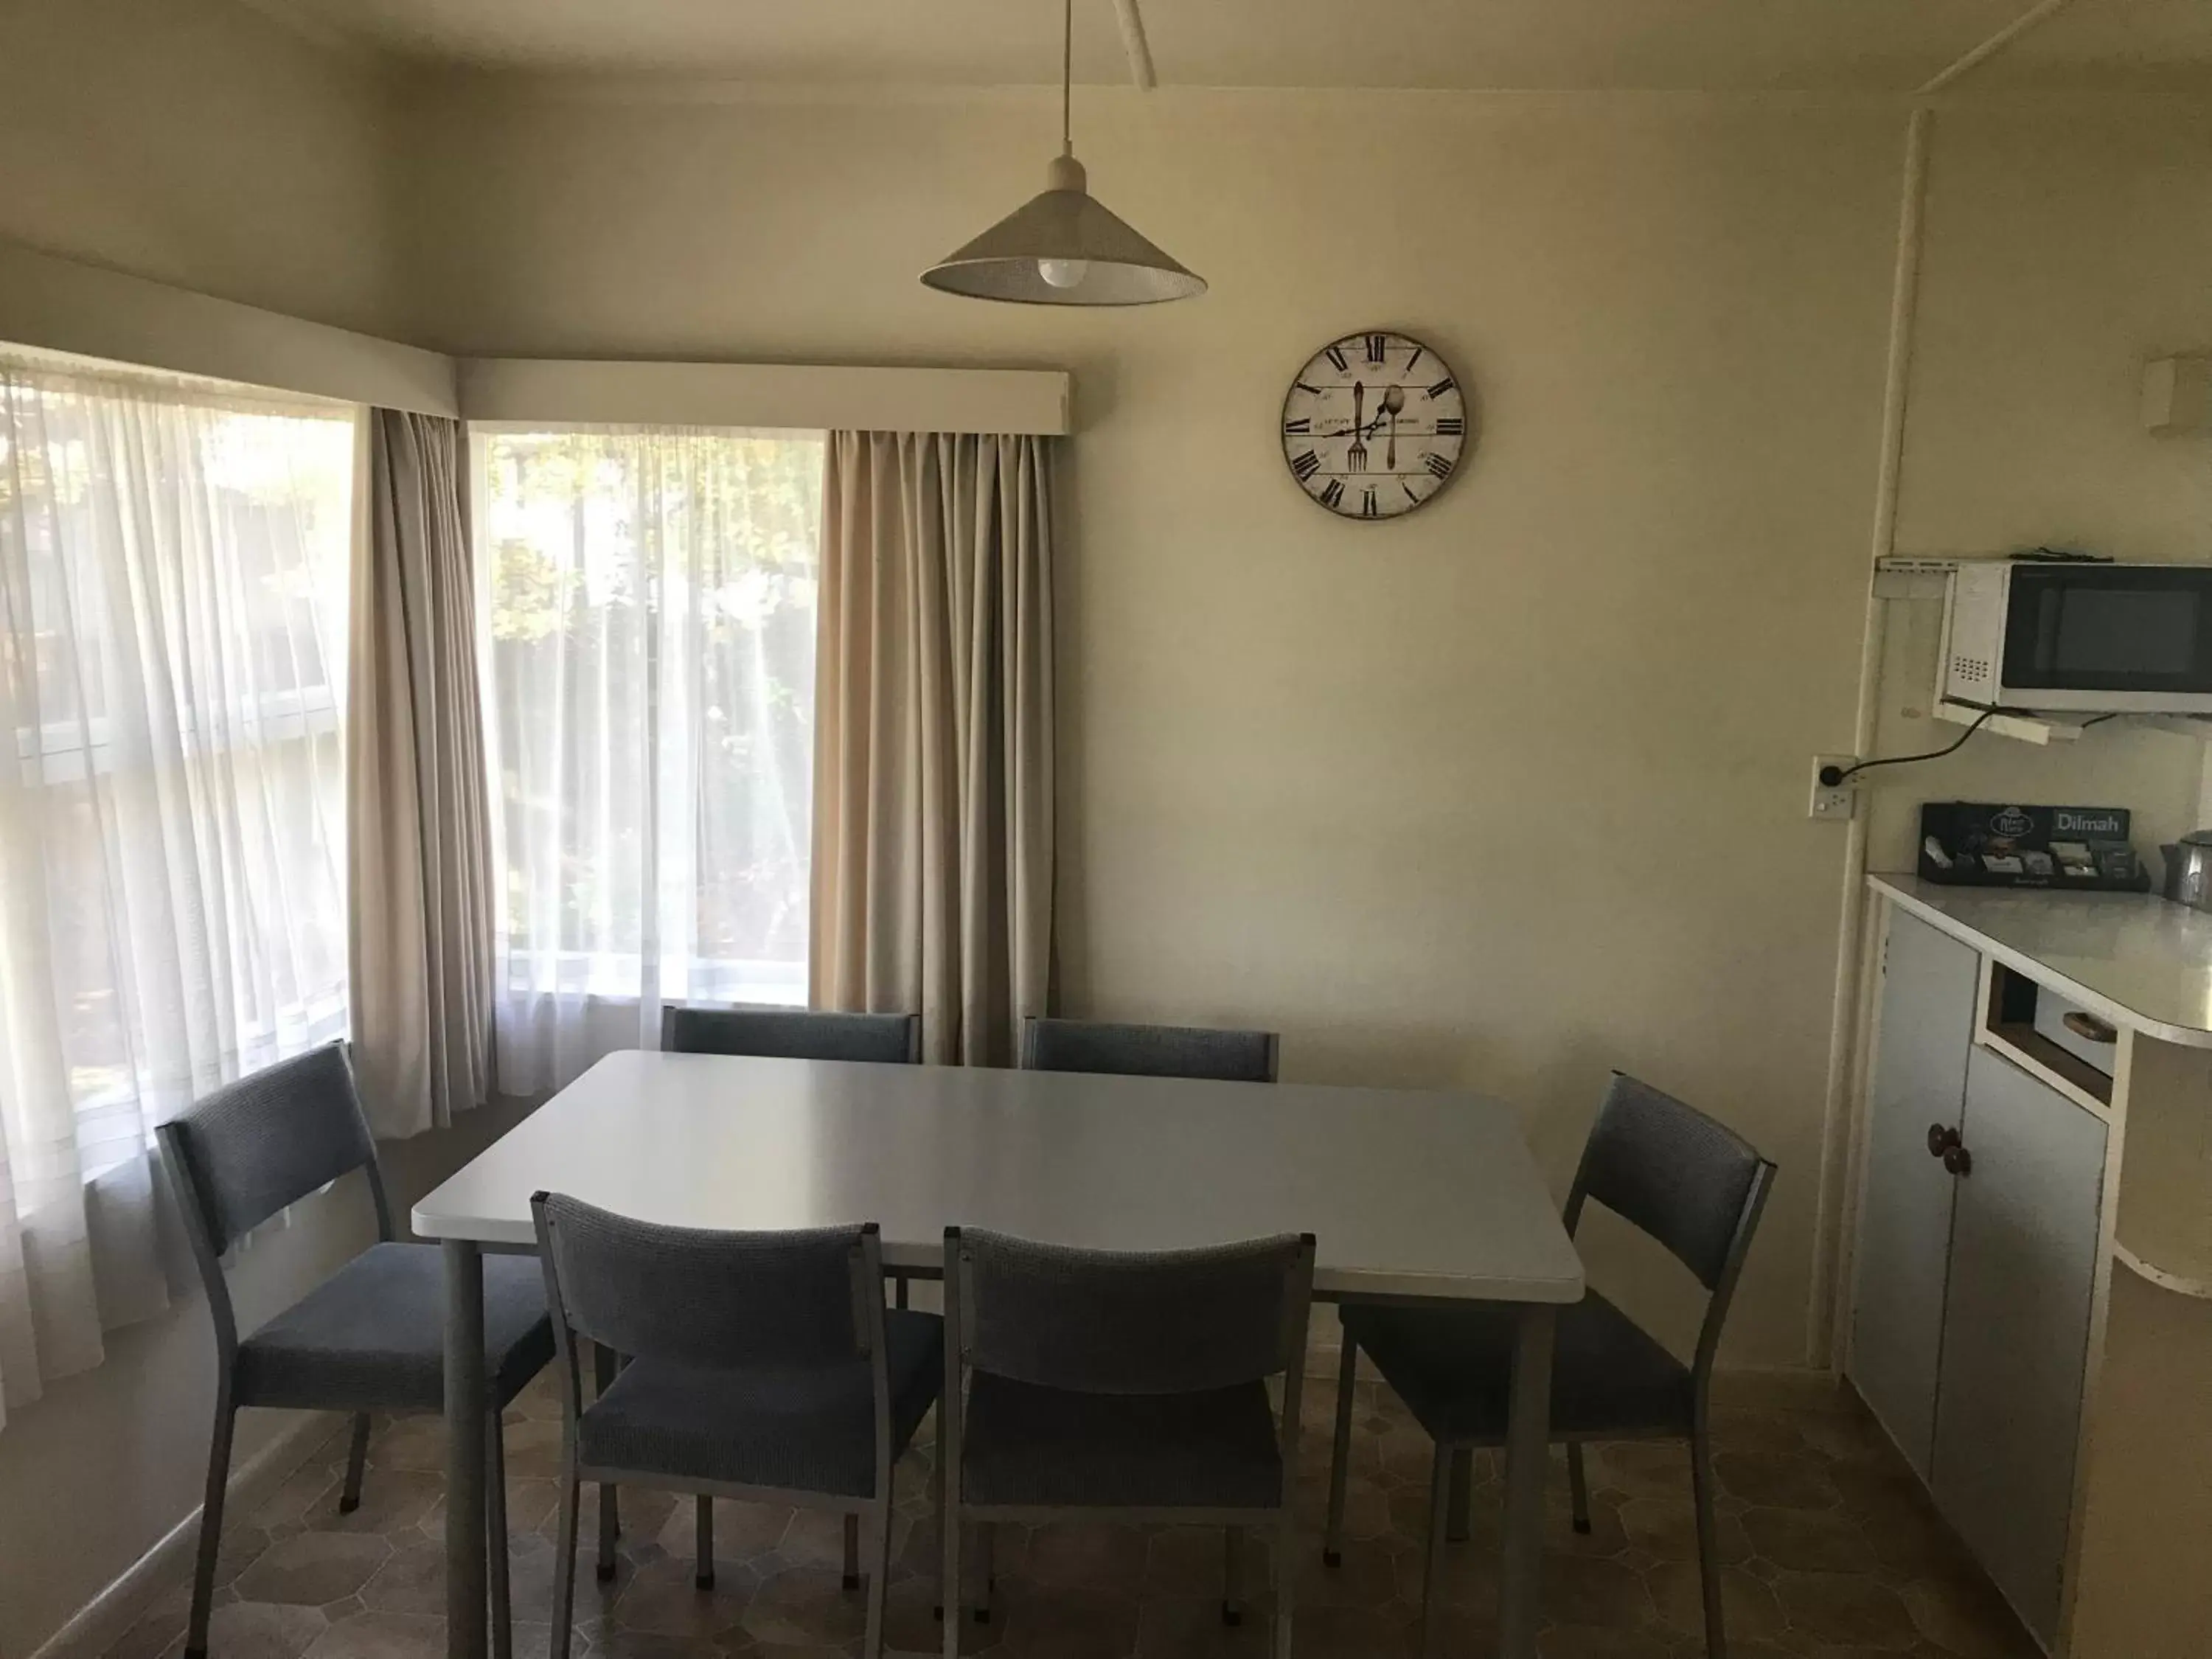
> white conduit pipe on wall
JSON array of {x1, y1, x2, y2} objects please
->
[
  {"x1": 1806, "y1": 0, "x2": 2085, "y2": 1369},
  {"x1": 1113, "y1": 0, "x2": 1158, "y2": 89},
  {"x1": 1806, "y1": 105, "x2": 1932, "y2": 1370},
  {"x1": 1918, "y1": 0, "x2": 2080, "y2": 95}
]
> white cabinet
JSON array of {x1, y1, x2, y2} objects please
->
[
  {"x1": 1933, "y1": 1046, "x2": 2107, "y2": 1645},
  {"x1": 1850, "y1": 911, "x2": 2107, "y2": 1650},
  {"x1": 1851, "y1": 910, "x2": 1979, "y2": 1475}
]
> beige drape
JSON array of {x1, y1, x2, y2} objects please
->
[
  {"x1": 347, "y1": 409, "x2": 496, "y2": 1137},
  {"x1": 810, "y1": 431, "x2": 1055, "y2": 1065}
]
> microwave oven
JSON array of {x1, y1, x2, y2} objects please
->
[{"x1": 1941, "y1": 561, "x2": 2212, "y2": 714}]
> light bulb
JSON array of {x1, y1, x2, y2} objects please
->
[{"x1": 1037, "y1": 257, "x2": 1089, "y2": 290}]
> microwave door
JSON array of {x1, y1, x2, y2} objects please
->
[{"x1": 1997, "y1": 566, "x2": 2212, "y2": 712}]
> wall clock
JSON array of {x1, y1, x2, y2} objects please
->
[{"x1": 1280, "y1": 330, "x2": 1468, "y2": 521}]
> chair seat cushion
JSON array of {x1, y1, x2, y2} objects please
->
[
  {"x1": 1340, "y1": 1292, "x2": 1691, "y2": 1444},
  {"x1": 578, "y1": 1309, "x2": 942, "y2": 1498},
  {"x1": 235, "y1": 1242, "x2": 553, "y2": 1413},
  {"x1": 961, "y1": 1373, "x2": 1283, "y2": 1511}
]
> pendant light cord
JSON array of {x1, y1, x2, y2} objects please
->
[{"x1": 1061, "y1": 0, "x2": 1074, "y2": 153}]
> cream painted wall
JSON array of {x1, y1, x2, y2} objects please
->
[
  {"x1": 1863, "y1": 100, "x2": 2212, "y2": 874},
  {"x1": 0, "y1": 0, "x2": 406, "y2": 335},
  {"x1": 399, "y1": 83, "x2": 1927, "y2": 1366},
  {"x1": 393, "y1": 80, "x2": 2212, "y2": 1371}
]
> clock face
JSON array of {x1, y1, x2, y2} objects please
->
[{"x1": 1281, "y1": 331, "x2": 1468, "y2": 521}]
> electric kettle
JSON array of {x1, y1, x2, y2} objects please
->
[{"x1": 2160, "y1": 830, "x2": 2212, "y2": 911}]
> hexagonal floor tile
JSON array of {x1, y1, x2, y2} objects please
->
[
  {"x1": 200, "y1": 1601, "x2": 327, "y2": 1659},
  {"x1": 234, "y1": 1534, "x2": 393, "y2": 1606},
  {"x1": 740, "y1": 1566, "x2": 866, "y2": 1648},
  {"x1": 607, "y1": 1557, "x2": 754, "y2": 1643},
  {"x1": 1769, "y1": 1567, "x2": 1920, "y2": 1648},
  {"x1": 1711, "y1": 1453, "x2": 1840, "y2": 1512},
  {"x1": 1739, "y1": 1504, "x2": 1877, "y2": 1573},
  {"x1": 302, "y1": 1611, "x2": 445, "y2": 1659},
  {"x1": 1640, "y1": 1558, "x2": 1787, "y2": 1646},
  {"x1": 306, "y1": 1473, "x2": 442, "y2": 1537}
]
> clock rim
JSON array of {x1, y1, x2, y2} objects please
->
[{"x1": 1279, "y1": 328, "x2": 1466, "y2": 524}]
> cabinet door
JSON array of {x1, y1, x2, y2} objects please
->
[
  {"x1": 1932, "y1": 1045, "x2": 2107, "y2": 1647},
  {"x1": 1851, "y1": 909, "x2": 1979, "y2": 1475}
]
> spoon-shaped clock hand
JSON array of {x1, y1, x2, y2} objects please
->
[{"x1": 1381, "y1": 384, "x2": 1407, "y2": 469}]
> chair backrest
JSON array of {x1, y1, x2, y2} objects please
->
[
  {"x1": 157, "y1": 1043, "x2": 387, "y2": 1257},
  {"x1": 1020, "y1": 1017, "x2": 1281, "y2": 1084},
  {"x1": 946, "y1": 1226, "x2": 1314, "y2": 1396},
  {"x1": 1567, "y1": 1072, "x2": 1776, "y2": 1378},
  {"x1": 532, "y1": 1192, "x2": 880, "y2": 1371},
  {"x1": 661, "y1": 1004, "x2": 921, "y2": 1065}
]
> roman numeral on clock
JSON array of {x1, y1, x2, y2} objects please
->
[
  {"x1": 1360, "y1": 487, "x2": 1379, "y2": 518},
  {"x1": 1404, "y1": 481, "x2": 1423, "y2": 504},
  {"x1": 1282, "y1": 417, "x2": 1312, "y2": 434},
  {"x1": 1319, "y1": 479, "x2": 1345, "y2": 509},
  {"x1": 1324, "y1": 344, "x2": 1349, "y2": 373},
  {"x1": 1433, "y1": 417, "x2": 1464, "y2": 435},
  {"x1": 1425, "y1": 377, "x2": 1456, "y2": 400},
  {"x1": 1405, "y1": 347, "x2": 1425, "y2": 375},
  {"x1": 1290, "y1": 449, "x2": 1322, "y2": 481},
  {"x1": 1425, "y1": 452, "x2": 1455, "y2": 479},
  {"x1": 1293, "y1": 380, "x2": 1322, "y2": 395},
  {"x1": 1365, "y1": 334, "x2": 1388, "y2": 365}
]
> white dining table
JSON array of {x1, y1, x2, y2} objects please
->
[{"x1": 413, "y1": 1050, "x2": 1585, "y2": 1659}]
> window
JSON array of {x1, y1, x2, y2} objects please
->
[
  {"x1": 0, "y1": 352, "x2": 355, "y2": 1182},
  {"x1": 476, "y1": 427, "x2": 823, "y2": 1091}
]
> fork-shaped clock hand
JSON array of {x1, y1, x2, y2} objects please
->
[{"x1": 1346, "y1": 381, "x2": 1368, "y2": 473}]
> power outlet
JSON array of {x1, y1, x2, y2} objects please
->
[{"x1": 1809, "y1": 755, "x2": 1857, "y2": 821}]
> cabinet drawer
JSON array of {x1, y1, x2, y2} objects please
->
[
  {"x1": 1981, "y1": 961, "x2": 2116, "y2": 1110},
  {"x1": 2029, "y1": 987, "x2": 2119, "y2": 1080}
]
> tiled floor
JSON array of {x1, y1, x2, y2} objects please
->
[{"x1": 103, "y1": 1366, "x2": 2038, "y2": 1659}]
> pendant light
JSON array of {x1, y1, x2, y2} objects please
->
[{"x1": 920, "y1": 0, "x2": 1205, "y2": 306}]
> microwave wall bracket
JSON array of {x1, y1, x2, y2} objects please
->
[{"x1": 1932, "y1": 700, "x2": 2085, "y2": 746}]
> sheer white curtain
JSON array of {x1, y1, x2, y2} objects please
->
[
  {"x1": 0, "y1": 354, "x2": 355, "y2": 1425},
  {"x1": 477, "y1": 428, "x2": 823, "y2": 1095}
]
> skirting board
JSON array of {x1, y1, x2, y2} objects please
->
[{"x1": 27, "y1": 1410, "x2": 341, "y2": 1659}]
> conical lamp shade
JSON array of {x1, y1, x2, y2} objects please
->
[{"x1": 922, "y1": 153, "x2": 1205, "y2": 306}]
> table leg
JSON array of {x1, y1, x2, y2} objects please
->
[
  {"x1": 1444, "y1": 1449, "x2": 1474, "y2": 1543},
  {"x1": 445, "y1": 1240, "x2": 489, "y2": 1659},
  {"x1": 1498, "y1": 1303, "x2": 1555, "y2": 1659}
]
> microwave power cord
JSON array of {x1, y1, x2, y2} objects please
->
[{"x1": 1818, "y1": 705, "x2": 2012, "y2": 787}]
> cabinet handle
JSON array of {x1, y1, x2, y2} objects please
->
[
  {"x1": 1944, "y1": 1144, "x2": 1973, "y2": 1177},
  {"x1": 1927, "y1": 1123, "x2": 1961, "y2": 1159},
  {"x1": 2061, "y1": 1011, "x2": 2118, "y2": 1045}
]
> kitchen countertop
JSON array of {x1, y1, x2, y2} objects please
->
[{"x1": 1871, "y1": 874, "x2": 2212, "y2": 1048}]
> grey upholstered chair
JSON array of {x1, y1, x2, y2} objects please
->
[
  {"x1": 1326, "y1": 1072, "x2": 1776, "y2": 1659},
  {"x1": 158, "y1": 1044, "x2": 552, "y2": 1659},
  {"x1": 532, "y1": 1195, "x2": 941, "y2": 1659},
  {"x1": 653, "y1": 1001, "x2": 924, "y2": 1582},
  {"x1": 940, "y1": 1228, "x2": 1315, "y2": 1659},
  {"x1": 1019, "y1": 1016, "x2": 1281, "y2": 1083},
  {"x1": 661, "y1": 1004, "x2": 922, "y2": 1064}
]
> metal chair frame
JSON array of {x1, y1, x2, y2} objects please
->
[
  {"x1": 1324, "y1": 1078, "x2": 1777, "y2": 1659},
  {"x1": 532, "y1": 1201, "x2": 908, "y2": 1659},
  {"x1": 939, "y1": 1227, "x2": 1316, "y2": 1659},
  {"x1": 158, "y1": 1046, "x2": 528, "y2": 1659}
]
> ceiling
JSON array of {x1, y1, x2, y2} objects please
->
[{"x1": 250, "y1": 0, "x2": 2212, "y2": 91}]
